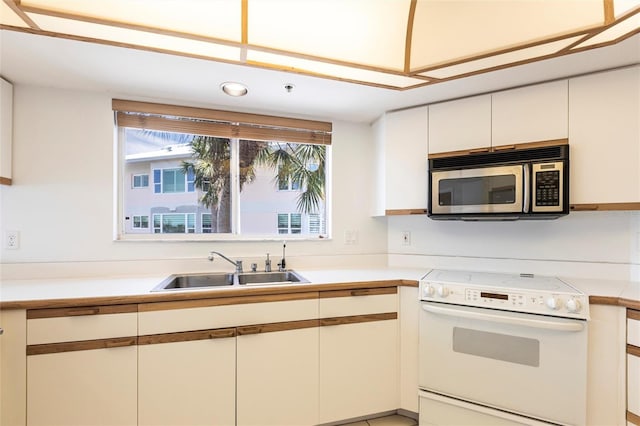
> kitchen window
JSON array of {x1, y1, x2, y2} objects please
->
[{"x1": 114, "y1": 99, "x2": 332, "y2": 240}]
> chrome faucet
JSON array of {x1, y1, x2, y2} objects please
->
[{"x1": 208, "y1": 251, "x2": 243, "y2": 273}]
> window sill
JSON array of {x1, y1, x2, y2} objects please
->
[{"x1": 114, "y1": 234, "x2": 331, "y2": 242}]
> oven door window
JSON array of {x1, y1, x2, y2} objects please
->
[
  {"x1": 431, "y1": 165, "x2": 523, "y2": 214},
  {"x1": 453, "y1": 327, "x2": 539, "y2": 367}
]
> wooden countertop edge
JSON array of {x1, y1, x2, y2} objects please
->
[
  {"x1": 589, "y1": 295, "x2": 640, "y2": 310},
  {"x1": 0, "y1": 279, "x2": 419, "y2": 310}
]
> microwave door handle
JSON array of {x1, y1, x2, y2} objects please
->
[
  {"x1": 421, "y1": 303, "x2": 584, "y2": 332},
  {"x1": 523, "y1": 164, "x2": 530, "y2": 213}
]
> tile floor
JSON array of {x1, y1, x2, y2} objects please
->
[{"x1": 340, "y1": 414, "x2": 418, "y2": 426}]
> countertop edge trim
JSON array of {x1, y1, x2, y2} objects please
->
[{"x1": 0, "y1": 279, "x2": 417, "y2": 310}]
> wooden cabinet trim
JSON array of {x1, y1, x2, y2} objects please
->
[
  {"x1": 138, "y1": 327, "x2": 236, "y2": 345},
  {"x1": 428, "y1": 138, "x2": 568, "y2": 159},
  {"x1": 27, "y1": 336, "x2": 138, "y2": 356},
  {"x1": 628, "y1": 344, "x2": 640, "y2": 358},
  {"x1": 570, "y1": 202, "x2": 640, "y2": 211},
  {"x1": 629, "y1": 309, "x2": 640, "y2": 321},
  {"x1": 139, "y1": 291, "x2": 319, "y2": 312},
  {"x1": 385, "y1": 209, "x2": 427, "y2": 216},
  {"x1": 319, "y1": 287, "x2": 397, "y2": 299},
  {"x1": 628, "y1": 410, "x2": 640, "y2": 426},
  {"x1": 319, "y1": 312, "x2": 397, "y2": 327},
  {"x1": 27, "y1": 304, "x2": 138, "y2": 319},
  {"x1": 237, "y1": 319, "x2": 320, "y2": 336},
  {"x1": 0, "y1": 177, "x2": 12, "y2": 185}
]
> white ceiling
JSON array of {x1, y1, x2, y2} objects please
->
[{"x1": 1, "y1": 29, "x2": 639, "y2": 123}]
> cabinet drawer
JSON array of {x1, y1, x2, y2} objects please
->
[
  {"x1": 139, "y1": 293, "x2": 318, "y2": 335},
  {"x1": 629, "y1": 310, "x2": 640, "y2": 347},
  {"x1": 27, "y1": 305, "x2": 138, "y2": 345},
  {"x1": 319, "y1": 288, "x2": 397, "y2": 317}
]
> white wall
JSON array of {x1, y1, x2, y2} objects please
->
[
  {"x1": 0, "y1": 85, "x2": 387, "y2": 277},
  {"x1": 387, "y1": 211, "x2": 640, "y2": 281}
]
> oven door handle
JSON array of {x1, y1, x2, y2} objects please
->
[{"x1": 421, "y1": 303, "x2": 584, "y2": 332}]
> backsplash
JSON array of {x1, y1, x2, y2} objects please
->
[{"x1": 387, "y1": 210, "x2": 640, "y2": 281}]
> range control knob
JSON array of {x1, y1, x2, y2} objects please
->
[
  {"x1": 423, "y1": 285, "x2": 435, "y2": 298},
  {"x1": 437, "y1": 285, "x2": 450, "y2": 298},
  {"x1": 546, "y1": 296, "x2": 563, "y2": 311},
  {"x1": 566, "y1": 298, "x2": 582, "y2": 313}
]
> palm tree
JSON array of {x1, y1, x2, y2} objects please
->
[
  {"x1": 254, "y1": 141, "x2": 326, "y2": 214},
  {"x1": 180, "y1": 136, "x2": 232, "y2": 233},
  {"x1": 182, "y1": 137, "x2": 325, "y2": 233}
]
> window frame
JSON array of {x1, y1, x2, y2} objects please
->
[{"x1": 114, "y1": 99, "x2": 333, "y2": 242}]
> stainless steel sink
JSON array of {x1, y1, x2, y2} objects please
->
[
  {"x1": 153, "y1": 273, "x2": 235, "y2": 291},
  {"x1": 152, "y1": 270, "x2": 309, "y2": 291},
  {"x1": 237, "y1": 270, "x2": 309, "y2": 285}
]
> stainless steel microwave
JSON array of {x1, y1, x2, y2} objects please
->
[{"x1": 428, "y1": 144, "x2": 569, "y2": 220}]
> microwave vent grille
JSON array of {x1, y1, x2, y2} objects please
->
[{"x1": 431, "y1": 145, "x2": 568, "y2": 170}]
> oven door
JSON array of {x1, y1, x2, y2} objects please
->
[
  {"x1": 419, "y1": 302, "x2": 587, "y2": 425},
  {"x1": 430, "y1": 165, "x2": 526, "y2": 215}
]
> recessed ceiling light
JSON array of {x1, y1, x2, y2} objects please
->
[{"x1": 221, "y1": 82, "x2": 248, "y2": 97}]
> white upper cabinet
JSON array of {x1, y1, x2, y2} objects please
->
[
  {"x1": 492, "y1": 80, "x2": 568, "y2": 146},
  {"x1": 568, "y1": 66, "x2": 640, "y2": 205},
  {"x1": 0, "y1": 77, "x2": 12, "y2": 185},
  {"x1": 373, "y1": 106, "x2": 428, "y2": 214},
  {"x1": 428, "y1": 94, "x2": 491, "y2": 155}
]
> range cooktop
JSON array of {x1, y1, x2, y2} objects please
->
[{"x1": 420, "y1": 269, "x2": 589, "y2": 320}]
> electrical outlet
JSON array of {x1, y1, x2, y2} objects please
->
[
  {"x1": 402, "y1": 231, "x2": 411, "y2": 246},
  {"x1": 4, "y1": 230, "x2": 19, "y2": 249},
  {"x1": 344, "y1": 230, "x2": 358, "y2": 245}
]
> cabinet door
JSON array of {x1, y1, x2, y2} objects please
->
[
  {"x1": 0, "y1": 77, "x2": 12, "y2": 184},
  {"x1": 237, "y1": 326, "x2": 319, "y2": 426},
  {"x1": 492, "y1": 80, "x2": 568, "y2": 146},
  {"x1": 428, "y1": 94, "x2": 491, "y2": 155},
  {"x1": 374, "y1": 106, "x2": 428, "y2": 214},
  {"x1": 138, "y1": 332, "x2": 236, "y2": 426},
  {"x1": 399, "y1": 286, "x2": 419, "y2": 413},
  {"x1": 586, "y1": 305, "x2": 627, "y2": 426},
  {"x1": 319, "y1": 319, "x2": 398, "y2": 424},
  {"x1": 27, "y1": 346, "x2": 137, "y2": 426},
  {"x1": 569, "y1": 66, "x2": 640, "y2": 205}
]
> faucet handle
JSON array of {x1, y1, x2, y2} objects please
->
[
  {"x1": 265, "y1": 253, "x2": 272, "y2": 272},
  {"x1": 236, "y1": 260, "x2": 243, "y2": 273}
]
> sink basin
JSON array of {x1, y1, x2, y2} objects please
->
[
  {"x1": 237, "y1": 270, "x2": 309, "y2": 285},
  {"x1": 152, "y1": 270, "x2": 309, "y2": 291},
  {"x1": 152, "y1": 273, "x2": 235, "y2": 291}
]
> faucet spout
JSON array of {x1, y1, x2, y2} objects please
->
[{"x1": 208, "y1": 251, "x2": 243, "y2": 273}]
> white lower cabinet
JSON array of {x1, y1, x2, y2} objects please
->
[
  {"x1": 25, "y1": 305, "x2": 138, "y2": 426},
  {"x1": 318, "y1": 288, "x2": 399, "y2": 424},
  {"x1": 27, "y1": 346, "x2": 137, "y2": 426},
  {"x1": 237, "y1": 326, "x2": 319, "y2": 426},
  {"x1": 138, "y1": 333, "x2": 236, "y2": 426}
]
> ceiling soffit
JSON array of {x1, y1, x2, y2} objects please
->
[{"x1": 1, "y1": 0, "x2": 639, "y2": 90}]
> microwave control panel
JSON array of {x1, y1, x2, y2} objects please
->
[{"x1": 532, "y1": 161, "x2": 564, "y2": 212}]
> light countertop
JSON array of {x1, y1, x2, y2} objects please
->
[{"x1": 1, "y1": 267, "x2": 638, "y2": 310}]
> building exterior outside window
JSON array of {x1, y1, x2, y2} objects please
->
[{"x1": 121, "y1": 129, "x2": 328, "y2": 237}]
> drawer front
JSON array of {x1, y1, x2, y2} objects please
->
[
  {"x1": 27, "y1": 306, "x2": 138, "y2": 345},
  {"x1": 139, "y1": 298, "x2": 318, "y2": 335},
  {"x1": 319, "y1": 288, "x2": 397, "y2": 318},
  {"x1": 629, "y1": 310, "x2": 640, "y2": 347}
]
